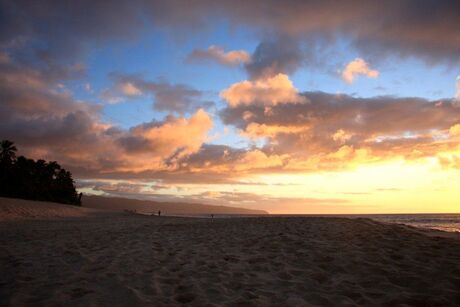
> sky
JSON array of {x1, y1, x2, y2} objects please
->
[{"x1": 1, "y1": 0, "x2": 460, "y2": 213}]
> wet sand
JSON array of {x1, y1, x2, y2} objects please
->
[{"x1": 1, "y1": 198, "x2": 460, "y2": 306}]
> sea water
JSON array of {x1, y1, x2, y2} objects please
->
[{"x1": 362, "y1": 214, "x2": 460, "y2": 233}]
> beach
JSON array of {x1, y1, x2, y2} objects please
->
[{"x1": 1, "y1": 199, "x2": 460, "y2": 306}]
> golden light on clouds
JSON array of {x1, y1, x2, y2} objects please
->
[
  {"x1": 220, "y1": 73, "x2": 307, "y2": 107},
  {"x1": 188, "y1": 45, "x2": 251, "y2": 66},
  {"x1": 341, "y1": 58, "x2": 379, "y2": 83}
]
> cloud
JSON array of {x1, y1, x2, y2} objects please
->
[
  {"x1": 151, "y1": 83, "x2": 203, "y2": 113},
  {"x1": 244, "y1": 38, "x2": 304, "y2": 79},
  {"x1": 0, "y1": 60, "x2": 228, "y2": 183},
  {"x1": 2, "y1": 1, "x2": 460, "y2": 66},
  {"x1": 241, "y1": 123, "x2": 308, "y2": 140},
  {"x1": 0, "y1": 57, "x2": 214, "y2": 176},
  {"x1": 220, "y1": 91, "x2": 460, "y2": 171},
  {"x1": 220, "y1": 73, "x2": 307, "y2": 107},
  {"x1": 187, "y1": 45, "x2": 250, "y2": 66},
  {"x1": 168, "y1": 144, "x2": 288, "y2": 175},
  {"x1": 450, "y1": 124, "x2": 460, "y2": 136},
  {"x1": 332, "y1": 129, "x2": 353, "y2": 144},
  {"x1": 118, "y1": 109, "x2": 213, "y2": 159},
  {"x1": 0, "y1": 62, "x2": 95, "y2": 121},
  {"x1": 105, "y1": 73, "x2": 203, "y2": 113},
  {"x1": 3, "y1": 107, "x2": 213, "y2": 176},
  {"x1": 2, "y1": 0, "x2": 460, "y2": 185},
  {"x1": 0, "y1": 52, "x2": 10, "y2": 64},
  {"x1": 100, "y1": 89, "x2": 124, "y2": 104},
  {"x1": 341, "y1": 58, "x2": 379, "y2": 83},
  {"x1": 234, "y1": 149, "x2": 287, "y2": 171},
  {"x1": 119, "y1": 82, "x2": 143, "y2": 96}
]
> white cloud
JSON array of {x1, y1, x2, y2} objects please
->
[
  {"x1": 341, "y1": 58, "x2": 379, "y2": 84},
  {"x1": 119, "y1": 82, "x2": 143, "y2": 96}
]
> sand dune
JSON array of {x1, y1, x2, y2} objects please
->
[{"x1": 1, "y1": 199, "x2": 460, "y2": 306}]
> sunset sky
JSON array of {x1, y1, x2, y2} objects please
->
[{"x1": 1, "y1": 1, "x2": 460, "y2": 213}]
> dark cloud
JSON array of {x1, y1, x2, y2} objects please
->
[
  {"x1": 0, "y1": 59, "x2": 108, "y2": 164},
  {"x1": 228, "y1": 0, "x2": 460, "y2": 63},
  {"x1": 107, "y1": 73, "x2": 204, "y2": 113},
  {"x1": 2, "y1": 1, "x2": 460, "y2": 65},
  {"x1": 0, "y1": 0, "x2": 144, "y2": 62},
  {"x1": 152, "y1": 82, "x2": 202, "y2": 113},
  {"x1": 245, "y1": 38, "x2": 304, "y2": 79},
  {"x1": 184, "y1": 144, "x2": 246, "y2": 166}
]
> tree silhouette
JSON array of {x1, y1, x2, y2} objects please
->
[
  {"x1": 0, "y1": 140, "x2": 17, "y2": 163},
  {"x1": 0, "y1": 140, "x2": 80, "y2": 205}
]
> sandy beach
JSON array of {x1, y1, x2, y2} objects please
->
[{"x1": 1, "y1": 198, "x2": 460, "y2": 306}]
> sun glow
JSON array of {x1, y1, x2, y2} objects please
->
[{"x1": 241, "y1": 158, "x2": 460, "y2": 214}]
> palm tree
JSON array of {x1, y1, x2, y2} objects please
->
[{"x1": 0, "y1": 140, "x2": 17, "y2": 163}]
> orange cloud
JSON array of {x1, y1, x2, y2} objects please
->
[
  {"x1": 332, "y1": 129, "x2": 353, "y2": 144},
  {"x1": 116, "y1": 109, "x2": 213, "y2": 172},
  {"x1": 220, "y1": 73, "x2": 307, "y2": 107},
  {"x1": 187, "y1": 45, "x2": 250, "y2": 66},
  {"x1": 341, "y1": 58, "x2": 379, "y2": 83},
  {"x1": 449, "y1": 124, "x2": 460, "y2": 136},
  {"x1": 234, "y1": 150, "x2": 286, "y2": 171},
  {"x1": 129, "y1": 109, "x2": 212, "y2": 156}
]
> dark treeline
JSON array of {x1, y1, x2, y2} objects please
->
[{"x1": 0, "y1": 140, "x2": 81, "y2": 205}]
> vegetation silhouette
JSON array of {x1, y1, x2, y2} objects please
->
[{"x1": 0, "y1": 140, "x2": 81, "y2": 205}]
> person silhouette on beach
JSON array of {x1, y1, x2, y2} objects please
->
[{"x1": 158, "y1": 210, "x2": 161, "y2": 217}]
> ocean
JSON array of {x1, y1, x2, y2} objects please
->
[{"x1": 362, "y1": 214, "x2": 460, "y2": 233}]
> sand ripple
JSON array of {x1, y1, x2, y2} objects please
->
[{"x1": 1, "y1": 215, "x2": 460, "y2": 306}]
